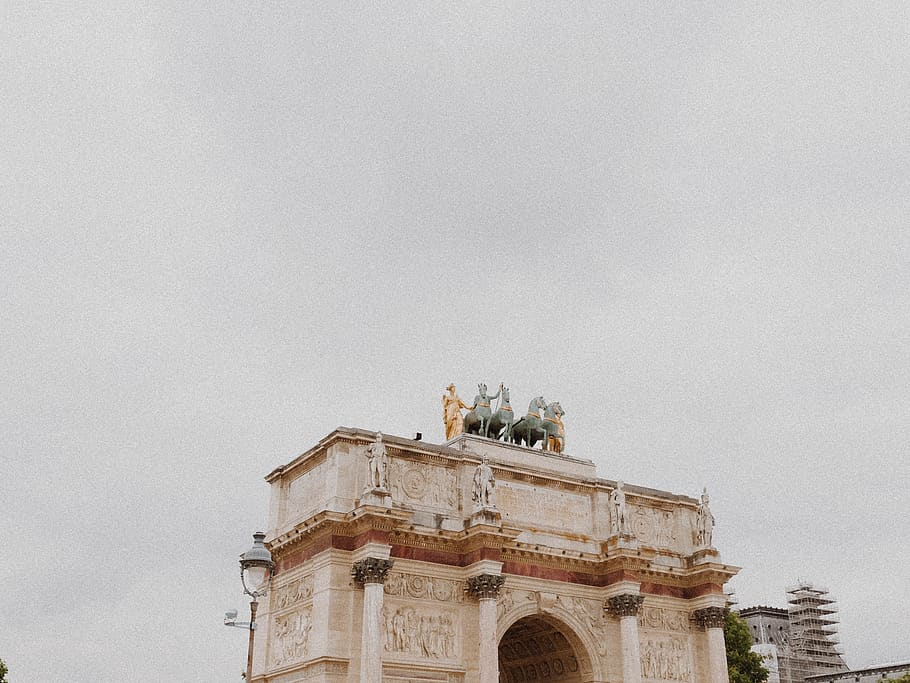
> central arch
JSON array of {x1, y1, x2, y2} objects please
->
[{"x1": 498, "y1": 614, "x2": 595, "y2": 683}]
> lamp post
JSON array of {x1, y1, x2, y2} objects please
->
[{"x1": 234, "y1": 531, "x2": 275, "y2": 682}]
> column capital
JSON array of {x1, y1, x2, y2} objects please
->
[
  {"x1": 605, "y1": 593, "x2": 645, "y2": 618},
  {"x1": 351, "y1": 557, "x2": 393, "y2": 586},
  {"x1": 465, "y1": 573, "x2": 505, "y2": 600},
  {"x1": 693, "y1": 606, "x2": 727, "y2": 629}
]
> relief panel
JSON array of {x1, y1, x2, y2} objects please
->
[
  {"x1": 631, "y1": 506, "x2": 680, "y2": 550},
  {"x1": 272, "y1": 574, "x2": 314, "y2": 612},
  {"x1": 381, "y1": 603, "x2": 460, "y2": 660},
  {"x1": 497, "y1": 481, "x2": 592, "y2": 534},
  {"x1": 639, "y1": 636, "x2": 693, "y2": 682},
  {"x1": 384, "y1": 572, "x2": 465, "y2": 603},
  {"x1": 387, "y1": 460, "x2": 458, "y2": 510},
  {"x1": 638, "y1": 607, "x2": 691, "y2": 633},
  {"x1": 270, "y1": 606, "x2": 313, "y2": 670}
]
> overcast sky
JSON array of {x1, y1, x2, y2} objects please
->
[{"x1": 3, "y1": 3, "x2": 909, "y2": 681}]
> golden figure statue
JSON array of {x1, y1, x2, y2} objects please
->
[
  {"x1": 547, "y1": 412, "x2": 565, "y2": 453},
  {"x1": 442, "y1": 384, "x2": 470, "y2": 439}
]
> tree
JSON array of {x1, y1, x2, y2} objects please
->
[
  {"x1": 725, "y1": 611, "x2": 769, "y2": 683},
  {"x1": 887, "y1": 675, "x2": 910, "y2": 683},
  {"x1": 0, "y1": 657, "x2": 8, "y2": 683}
]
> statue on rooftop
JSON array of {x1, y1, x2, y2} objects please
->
[
  {"x1": 365, "y1": 432, "x2": 389, "y2": 490},
  {"x1": 463, "y1": 383, "x2": 502, "y2": 438},
  {"x1": 442, "y1": 384, "x2": 471, "y2": 439},
  {"x1": 695, "y1": 487, "x2": 715, "y2": 547}
]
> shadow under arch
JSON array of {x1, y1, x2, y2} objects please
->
[{"x1": 497, "y1": 602, "x2": 601, "y2": 683}]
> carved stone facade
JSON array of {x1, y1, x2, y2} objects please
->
[{"x1": 254, "y1": 428, "x2": 738, "y2": 683}]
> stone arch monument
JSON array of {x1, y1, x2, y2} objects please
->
[{"x1": 253, "y1": 428, "x2": 736, "y2": 683}]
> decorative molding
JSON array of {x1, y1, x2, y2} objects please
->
[
  {"x1": 352, "y1": 557, "x2": 394, "y2": 586},
  {"x1": 692, "y1": 606, "x2": 726, "y2": 629},
  {"x1": 384, "y1": 572, "x2": 465, "y2": 603},
  {"x1": 382, "y1": 604, "x2": 459, "y2": 659},
  {"x1": 638, "y1": 606, "x2": 691, "y2": 633},
  {"x1": 465, "y1": 573, "x2": 505, "y2": 600},
  {"x1": 606, "y1": 593, "x2": 645, "y2": 618}
]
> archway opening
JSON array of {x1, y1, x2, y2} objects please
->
[{"x1": 498, "y1": 615, "x2": 585, "y2": 683}]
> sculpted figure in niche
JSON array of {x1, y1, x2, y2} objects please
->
[
  {"x1": 610, "y1": 481, "x2": 632, "y2": 537},
  {"x1": 695, "y1": 487, "x2": 715, "y2": 547},
  {"x1": 365, "y1": 432, "x2": 389, "y2": 490},
  {"x1": 442, "y1": 384, "x2": 471, "y2": 439},
  {"x1": 472, "y1": 456, "x2": 496, "y2": 509}
]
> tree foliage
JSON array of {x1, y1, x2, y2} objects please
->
[
  {"x1": 888, "y1": 675, "x2": 910, "y2": 683},
  {"x1": 0, "y1": 657, "x2": 8, "y2": 683},
  {"x1": 725, "y1": 611, "x2": 769, "y2": 683}
]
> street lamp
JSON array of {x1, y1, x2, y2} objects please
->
[{"x1": 225, "y1": 532, "x2": 274, "y2": 682}]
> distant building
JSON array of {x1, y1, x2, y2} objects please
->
[
  {"x1": 738, "y1": 583, "x2": 849, "y2": 683},
  {"x1": 805, "y1": 661, "x2": 910, "y2": 683}
]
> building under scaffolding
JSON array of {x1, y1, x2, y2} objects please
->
[{"x1": 738, "y1": 582, "x2": 849, "y2": 683}]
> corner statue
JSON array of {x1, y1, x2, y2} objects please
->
[
  {"x1": 472, "y1": 456, "x2": 496, "y2": 509},
  {"x1": 695, "y1": 487, "x2": 715, "y2": 547},
  {"x1": 442, "y1": 384, "x2": 471, "y2": 440},
  {"x1": 365, "y1": 432, "x2": 389, "y2": 490}
]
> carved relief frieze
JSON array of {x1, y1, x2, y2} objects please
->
[
  {"x1": 497, "y1": 588, "x2": 538, "y2": 621},
  {"x1": 502, "y1": 655, "x2": 580, "y2": 682},
  {"x1": 640, "y1": 637, "x2": 692, "y2": 682},
  {"x1": 270, "y1": 606, "x2": 313, "y2": 669},
  {"x1": 272, "y1": 574, "x2": 314, "y2": 611},
  {"x1": 387, "y1": 460, "x2": 457, "y2": 509},
  {"x1": 631, "y1": 506, "x2": 679, "y2": 549},
  {"x1": 384, "y1": 572, "x2": 465, "y2": 603},
  {"x1": 381, "y1": 604, "x2": 459, "y2": 659},
  {"x1": 553, "y1": 594, "x2": 609, "y2": 657},
  {"x1": 638, "y1": 606, "x2": 691, "y2": 633}
]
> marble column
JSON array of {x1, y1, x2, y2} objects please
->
[
  {"x1": 352, "y1": 557, "x2": 393, "y2": 683},
  {"x1": 606, "y1": 594, "x2": 645, "y2": 683},
  {"x1": 694, "y1": 607, "x2": 729, "y2": 683},
  {"x1": 466, "y1": 574, "x2": 505, "y2": 683}
]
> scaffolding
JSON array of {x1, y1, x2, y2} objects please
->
[{"x1": 786, "y1": 582, "x2": 848, "y2": 680}]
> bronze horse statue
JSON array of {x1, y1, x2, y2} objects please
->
[
  {"x1": 509, "y1": 396, "x2": 547, "y2": 448},
  {"x1": 463, "y1": 383, "x2": 501, "y2": 438},
  {"x1": 540, "y1": 400, "x2": 565, "y2": 452},
  {"x1": 487, "y1": 385, "x2": 514, "y2": 441}
]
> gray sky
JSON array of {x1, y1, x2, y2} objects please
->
[{"x1": 2, "y1": 2, "x2": 909, "y2": 681}]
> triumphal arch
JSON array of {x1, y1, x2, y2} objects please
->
[{"x1": 252, "y1": 424, "x2": 737, "y2": 683}]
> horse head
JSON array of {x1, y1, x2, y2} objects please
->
[{"x1": 500, "y1": 386, "x2": 510, "y2": 404}]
